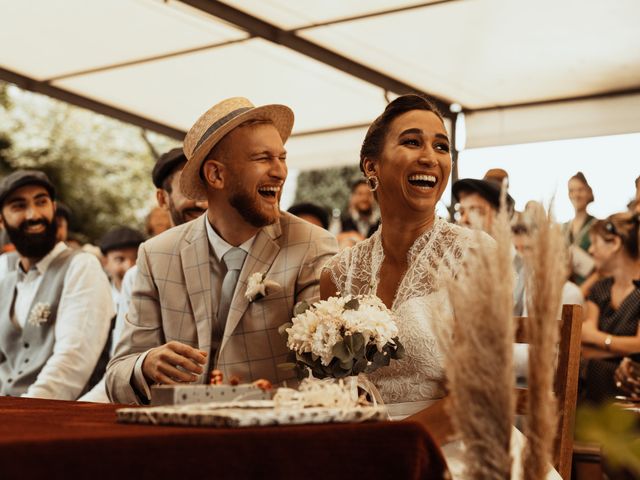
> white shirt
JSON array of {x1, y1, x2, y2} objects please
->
[
  {"x1": 0, "y1": 242, "x2": 114, "y2": 400},
  {"x1": 130, "y1": 218, "x2": 255, "y2": 401}
]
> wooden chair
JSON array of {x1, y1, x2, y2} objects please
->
[{"x1": 514, "y1": 304, "x2": 583, "y2": 480}]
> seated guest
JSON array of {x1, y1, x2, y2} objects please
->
[
  {"x1": 106, "y1": 97, "x2": 338, "y2": 404},
  {"x1": 287, "y1": 202, "x2": 329, "y2": 230},
  {"x1": 580, "y1": 212, "x2": 640, "y2": 403},
  {"x1": 483, "y1": 167, "x2": 509, "y2": 188},
  {"x1": 80, "y1": 150, "x2": 207, "y2": 403},
  {"x1": 54, "y1": 201, "x2": 71, "y2": 243},
  {"x1": 341, "y1": 179, "x2": 380, "y2": 238},
  {"x1": 614, "y1": 357, "x2": 640, "y2": 398},
  {"x1": 145, "y1": 206, "x2": 172, "y2": 237},
  {"x1": 0, "y1": 170, "x2": 113, "y2": 399},
  {"x1": 98, "y1": 226, "x2": 145, "y2": 314},
  {"x1": 452, "y1": 176, "x2": 525, "y2": 315}
]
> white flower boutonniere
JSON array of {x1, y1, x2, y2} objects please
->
[
  {"x1": 28, "y1": 302, "x2": 52, "y2": 326},
  {"x1": 245, "y1": 272, "x2": 280, "y2": 302}
]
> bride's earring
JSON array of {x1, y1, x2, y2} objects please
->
[{"x1": 366, "y1": 175, "x2": 379, "y2": 192}]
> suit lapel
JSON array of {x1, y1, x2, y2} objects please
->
[
  {"x1": 180, "y1": 216, "x2": 213, "y2": 350},
  {"x1": 220, "y1": 222, "x2": 281, "y2": 352}
]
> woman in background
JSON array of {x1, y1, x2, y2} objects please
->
[
  {"x1": 564, "y1": 172, "x2": 598, "y2": 286},
  {"x1": 581, "y1": 212, "x2": 640, "y2": 403}
]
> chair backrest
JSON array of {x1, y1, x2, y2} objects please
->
[{"x1": 514, "y1": 304, "x2": 583, "y2": 480}]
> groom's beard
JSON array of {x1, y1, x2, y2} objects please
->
[{"x1": 4, "y1": 216, "x2": 58, "y2": 259}]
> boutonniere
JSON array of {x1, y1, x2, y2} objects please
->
[
  {"x1": 245, "y1": 272, "x2": 280, "y2": 302},
  {"x1": 28, "y1": 302, "x2": 52, "y2": 326}
]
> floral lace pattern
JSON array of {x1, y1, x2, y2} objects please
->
[{"x1": 324, "y1": 218, "x2": 478, "y2": 403}]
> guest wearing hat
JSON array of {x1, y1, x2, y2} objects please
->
[
  {"x1": 0, "y1": 170, "x2": 113, "y2": 399},
  {"x1": 106, "y1": 97, "x2": 338, "y2": 404},
  {"x1": 80, "y1": 149, "x2": 209, "y2": 403},
  {"x1": 452, "y1": 177, "x2": 514, "y2": 232},
  {"x1": 452, "y1": 177, "x2": 524, "y2": 315},
  {"x1": 54, "y1": 201, "x2": 72, "y2": 243},
  {"x1": 287, "y1": 202, "x2": 329, "y2": 230},
  {"x1": 98, "y1": 226, "x2": 145, "y2": 312},
  {"x1": 144, "y1": 206, "x2": 171, "y2": 237}
]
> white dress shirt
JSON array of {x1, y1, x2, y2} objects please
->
[
  {"x1": 0, "y1": 242, "x2": 114, "y2": 400},
  {"x1": 130, "y1": 218, "x2": 255, "y2": 401}
]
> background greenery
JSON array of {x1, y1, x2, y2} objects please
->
[
  {"x1": 0, "y1": 81, "x2": 357, "y2": 242},
  {"x1": 293, "y1": 165, "x2": 362, "y2": 216},
  {"x1": 0, "y1": 81, "x2": 178, "y2": 242}
]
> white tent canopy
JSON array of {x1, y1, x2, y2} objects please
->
[{"x1": 2, "y1": 0, "x2": 639, "y2": 169}]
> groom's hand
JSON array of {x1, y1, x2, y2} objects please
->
[{"x1": 142, "y1": 341, "x2": 208, "y2": 385}]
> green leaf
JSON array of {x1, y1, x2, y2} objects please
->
[
  {"x1": 332, "y1": 341, "x2": 352, "y2": 363},
  {"x1": 277, "y1": 322, "x2": 292, "y2": 337},
  {"x1": 350, "y1": 332, "x2": 365, "y2": 353},
  {"x1": 294, "y1": 300, "x2": 311, "y2": 316},
  {"x1": 390, "y1": 338, "x2": 405, "y2": 359},
  {"x1": 344, "y1": 298, "x2": 359, "y2": 311}
]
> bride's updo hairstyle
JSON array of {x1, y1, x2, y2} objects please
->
[
  {"x1": 359, "y1": 94, "x2": 444, "y2": 174},
  {"x1": 590, "y1": 211, "x2": 640, "y2": 259}
]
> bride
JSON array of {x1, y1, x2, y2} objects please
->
[
  {"x1": 320, "y1": 93, "x2": 473, "y2": 430},
  {"x1": 320, "y1": 94, "x2": 560, "y2": 479}
]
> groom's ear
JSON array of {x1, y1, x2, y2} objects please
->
[{"x1": 202, "y1": 159, "x2": 225, "y2": 190}]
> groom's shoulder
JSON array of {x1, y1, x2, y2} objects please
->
[{"x1": 276, "y1": 211, "x2": 338, "y2": 250}]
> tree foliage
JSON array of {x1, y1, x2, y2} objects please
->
[
  {"x1": 0, "y1": 82, "x2": 178, "y2": 242},
  {"x1": 293, "y1": 165, "x2": 362, "y2": 215}
]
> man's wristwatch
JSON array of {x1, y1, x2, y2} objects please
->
[{"x1": 604, "y1": 335, "x2": 613, "y2": 351}]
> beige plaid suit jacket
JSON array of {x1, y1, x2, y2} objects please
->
[{"x1": 106, "y1": 212, "x2": 338, "y2": 404}]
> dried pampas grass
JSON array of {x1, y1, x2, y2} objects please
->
[
  {"x1": 522, "y1": 205, "x2": 566, "y2": 480},
  {"x1": 437, "y1": 188, "x2": 515, "y2": 480}
]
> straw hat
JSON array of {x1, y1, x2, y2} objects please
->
[{"x1": 181, "y1": 97, "x2": 294, "y2": 200}]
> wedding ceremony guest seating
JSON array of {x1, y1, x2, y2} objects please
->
[{"x1": 514, "y1": 304, "x2": 583, "y2": 479}]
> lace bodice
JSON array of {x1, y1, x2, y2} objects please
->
[{"x1": 324, "y1": 218, "x2": 478, "y2": 403}]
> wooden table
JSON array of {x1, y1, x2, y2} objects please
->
[{"x1": 0, "y1": 397, "x2": 447, "y2": 480}]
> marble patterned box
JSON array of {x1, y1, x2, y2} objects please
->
[
  {"x1": 117, "y1": 401, "x2": 387, "y2": 428},
  {"x1": 150, "y1": 384, "x2": 271, "y2": 406}
]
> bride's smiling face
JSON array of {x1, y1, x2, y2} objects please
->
[{"x1": 365, "y1": 109, "x2": 451, "y2": 216}]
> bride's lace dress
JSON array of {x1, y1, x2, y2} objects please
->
[{"x1": 324, "y1": 217, "x2": 477, "y2": 406}]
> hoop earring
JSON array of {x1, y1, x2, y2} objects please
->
[{"x1": 366, "y1": 175, "x2": 379, "y2": 192}]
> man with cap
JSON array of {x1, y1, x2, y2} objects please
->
[
  {"x1": 106, "y1": 98, "x2": 338, "y2": 404},
  {"x1": 452, "y1": 177, "x2": 525, "y2": 315},
  {"x1": 0, "y1": 170, "x2": 113, "y2": 399},
  {"x1": 79, "y1": 149, "x2": 207, "y2": 403},
  {"x1": 98, "y1": 226, "x2": 146, "y2": 313}
]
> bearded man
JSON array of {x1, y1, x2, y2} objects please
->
[
  {"x1": 106, "y1": 98, "x2": 338, "y2": 404},
  {"x1": 0, "y1": 170, "x2": 113, "y2": 399}
]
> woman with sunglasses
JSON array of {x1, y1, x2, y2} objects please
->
[{"x1": 580, "y1": 212, "x2": 640, "y2": 403}]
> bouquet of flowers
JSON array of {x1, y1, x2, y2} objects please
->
[{"x1": 279, "y1": 295, "x2": 404, "y2": 379}]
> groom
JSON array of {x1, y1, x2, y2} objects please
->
[{"x1": 106, "y1": 98, "x2": 338, "y2": 404}]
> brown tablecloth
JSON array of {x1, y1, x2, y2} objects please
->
[{"x1": 0, "y1": 397, "x2": 447, "y2": 480}]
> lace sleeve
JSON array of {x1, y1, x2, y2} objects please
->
[{"x1": 321, "y1": 234, "x2": 379, "y2": 298}]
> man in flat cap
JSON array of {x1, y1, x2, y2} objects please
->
[
  {"x1": 0, "y1": 170, "x2": 113, "y2": 399},
  {"x1": 99, "y1": 226, "x2": 146, "y2": 313},
  {"x1": 452, "y1": 177, "x2": 525, "y2": 315},
  {"x1": 80, "y1": 149, "x2": 208, "y2": 403},
  {"x1": 107, "y1": 98, "x2": 338, "y2": 404}
]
